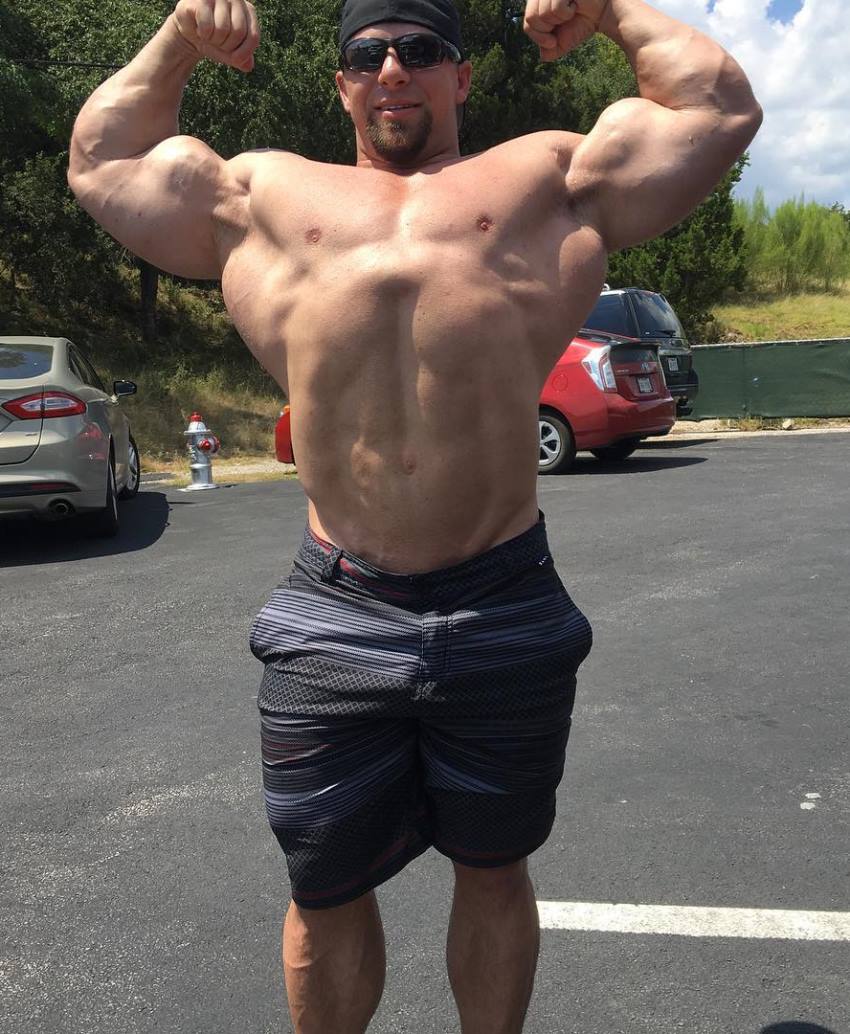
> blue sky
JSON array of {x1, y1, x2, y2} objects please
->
[{"x1": 766, "y1": 0, "x2": 804, "y2": 22}]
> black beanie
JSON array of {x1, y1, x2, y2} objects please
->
[{"x1": 338, "y1": 0, "x2": 463, "y2": 51}]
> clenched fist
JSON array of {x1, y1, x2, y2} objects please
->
[
  {"x1": 523, "y1": 0, "x2": 611, "y2": 61},
  {"x1": 173, "y1": 0, "x2": 260, "y2": 72}
]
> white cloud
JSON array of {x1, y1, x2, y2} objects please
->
[{"x1": 648, "y1": 0, "x2": 850, "y2": 209}]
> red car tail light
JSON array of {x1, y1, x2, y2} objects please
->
[
  {"x1": 2, "y1": 391, "x2": 86, "y2": 420},
  {"x1": 581, "y1": 346, "x2": 618, "y2": 393}
]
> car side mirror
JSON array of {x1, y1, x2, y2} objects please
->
[{"x1": 113, "y1": 380, "x2": 137, "y2": 397}]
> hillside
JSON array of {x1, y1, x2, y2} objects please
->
[
  {"x1": 2, "y1": 275, "x2": 282, "y2": 464},
  {"x1": 711, "y1": 283, "x2": 850, "y2": 343}
]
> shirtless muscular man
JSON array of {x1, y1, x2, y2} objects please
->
[{"x1": 69, "y1": 1, "x2": 761, "y2": 1030}]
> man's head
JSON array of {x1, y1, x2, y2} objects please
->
[{"x1": 335, "y1": 0, "x2": 471, "y2": 167}]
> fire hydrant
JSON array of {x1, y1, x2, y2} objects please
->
[{"x1": 181, "y1": 412, "x2": 221, "y2": 491}]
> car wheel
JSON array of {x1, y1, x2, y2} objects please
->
[
  {"x1": 119, "y1": 434, "x2": 140, "y2": 499},
  {"x1": 538, "y1": 412, "x2": 576, "y2": 474},
  {"x1": 87, "y1": 454, "x2": 120, "y2": 538},
  {"x1": 590, "y1": 437, "x2": 641, "y2": 462}
]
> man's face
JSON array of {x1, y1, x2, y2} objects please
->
[{"x1": 335, "y1": 22, "x2": 471, "y2": 166}]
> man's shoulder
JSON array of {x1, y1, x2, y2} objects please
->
[
  {"x1": 479, "y1": 130, "x2": 585, "y2": 171},
  {"x1": 226, "y1": 147, "x2": 311, "y2": 182}
]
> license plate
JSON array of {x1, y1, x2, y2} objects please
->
[
  {"x1": 637, "y1": 376, "x2": 653, "y2": 394},
  {"x1": 667, "y1": 357, "x2": 680, "y2": 371}
]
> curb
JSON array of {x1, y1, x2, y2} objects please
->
[{"x1": 663, "y1": 426, "x2": 850, "y2": 442}]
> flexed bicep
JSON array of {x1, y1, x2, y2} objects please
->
[
  {"x1": 71, "y1": 136, "x2": 245, "y2": 279},
  {"x1": 567, "y1": 96, "x2": 758, "y2": 254},
  {"x1": 542, "y1": 1, "x2": 761, "y2": 253},
  {"x1": 68, "y1": 0, "x2": 259, "y2": 278}
]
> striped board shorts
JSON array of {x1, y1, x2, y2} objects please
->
[{"x1": 250, "y1": 516, "x2": 593, "y2": 910}]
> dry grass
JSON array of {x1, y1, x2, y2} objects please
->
[
  {"x1": 146, "y1": 453, "x2": 296, "y2": 481},
  {"x1": 712, "y1": 282, "x2": 850, "y2": 342},
  {"x1": 129, "y1": 366, "x2": 283, "y2": 465},
  {"x1": 721, "y1": 417, "x2": 850, "y2": 432}
]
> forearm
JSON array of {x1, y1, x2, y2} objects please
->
[
  {"x1": 598, "y1": 0, "x2": 760, "y2": 118},
  {"x1": 69, "y1": 16, "x2": 200, "y2": 176}
]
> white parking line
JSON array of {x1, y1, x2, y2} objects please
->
[{"x1": 537, "y1": 901, "x2": 850, "y2": 941}]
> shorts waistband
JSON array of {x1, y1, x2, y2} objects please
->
[{"x1": 295, "y1": 515, "x2": 553, "y2": 610}]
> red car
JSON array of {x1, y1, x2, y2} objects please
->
[
  {"x1": 274, "y1": 330, "x2": 675, "y2": 475},
  {"x1": 538, "y1": 328, "x2": 675, "y2": 473}
]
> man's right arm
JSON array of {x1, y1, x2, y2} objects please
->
[{"x1": 68, "y1": 0, "x2": 259, "y2": 280}]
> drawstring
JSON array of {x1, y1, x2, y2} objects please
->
[{"x1": 320, "y1": 545, "x2": 343, "y2": 584}]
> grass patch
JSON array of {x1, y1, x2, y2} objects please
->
[{"x1": 712, "y1": 282, "x2": 850, "y2": 342}]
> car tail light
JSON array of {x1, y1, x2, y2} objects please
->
[
  {"x1": 2, "y1": 391, "x2": 86, "y2": 420},
  {"x1": 581, "y1": 346, "x2": 618, "y2": 393}
]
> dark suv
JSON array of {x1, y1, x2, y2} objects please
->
[{"x1": 582, "y1": 288, "x2": 699, "y2": 416}]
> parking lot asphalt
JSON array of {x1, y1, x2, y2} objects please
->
[{"x1": 2, "y1": 432, "x2": 848, "y2": 1034}]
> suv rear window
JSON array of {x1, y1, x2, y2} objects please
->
[
  {"x1": 631, "y1": 292, "x2": 686, "y2": 341},
  {"x1": 582, "y1": 294, "x2": 632, "y2": 337},
  {"x1": 0, "y1": 343, "x2": 54, "y2": 379}
]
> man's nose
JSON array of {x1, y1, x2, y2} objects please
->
[{"x1": 378, "y1": 49, "x2": 411, "y2": 86}]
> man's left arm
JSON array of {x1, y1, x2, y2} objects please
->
[{"x1": 525, "y1": 0, "x2": 763, "y2": 252}]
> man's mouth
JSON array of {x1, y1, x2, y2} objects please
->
[{"x1": 378, "y1": 103, "x2": 420, "y2": 112}]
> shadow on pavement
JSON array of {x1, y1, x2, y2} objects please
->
[
  {"x1": 642, "y1": 437, "x2": 719, "y2": 449},
  {"x1": 560, "y1": 453, "x2": 709, "y2": 476},
  {"x1": 0, "y1": 491, "x2": 171, "y2": 567},
  {"x1": 761, "y1": 1024, "x2": 838, "y2": 1033}
]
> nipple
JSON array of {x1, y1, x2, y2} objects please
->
[
  {"x1": 477, "y1": 216, "x2": 493, "y2": 232},
  {"x1": 305, "y1": 227, "x2": 322, "y2": 244}
]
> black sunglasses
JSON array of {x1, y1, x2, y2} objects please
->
[{"x1": 340, "y1": 33, "x2": 462, "y2": 72}]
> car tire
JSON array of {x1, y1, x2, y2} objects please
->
[
  {"x1": 87, "y1": 454, "x2": 120, "y2": 538},
  {"x1": 119, "y1": 434, "x2": 140, "y2": 499},
  {"x1": 590, "y1": 437, "x2": 641, "y2": 462},
  {"x1": 539, "y1": 411, "x2": 576, "y2": 474}
]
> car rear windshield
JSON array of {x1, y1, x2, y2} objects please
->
[
  {"x1": 631, "y1": 292, "x2": 686, "y2": 340},
  {"x1": 582, "y1": 294, "x2": 633, "y2": 337},
  {"x1": 0, "y1": 343, "x2": 54, "y2": 379}
]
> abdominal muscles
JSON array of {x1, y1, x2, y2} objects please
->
[{"x1": 280, "y1": 250, "x2": 550, "y2": 571}]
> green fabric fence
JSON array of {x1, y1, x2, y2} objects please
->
[{"x1": 690, "y1": 338, "x2": 850, "y2": 419}]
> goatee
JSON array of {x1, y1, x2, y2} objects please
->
[{"x1": 365, "y1": 107, "x2": 433, "y2": 165}]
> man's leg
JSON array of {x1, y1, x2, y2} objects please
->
[
  {"x1": 283, "y1": 890, "x2": 386, "y2": 1034},
  {"x1": 446, "y1": 858, "x2": 540, "y2": 1034}
]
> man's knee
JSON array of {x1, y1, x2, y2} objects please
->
[
  {"x1": 451, "y1": 858, "x2": 531, "y2": 901},
  {"x1": 285, "y1": 890, "x2": 382, "y2": 943}
]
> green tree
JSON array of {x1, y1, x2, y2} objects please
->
[
  {"x1": 608, "y1": 159, "x2": 749, "y2": 340},
  {"x1": 736, "y1": 194, "x2": 850, "y2": 293},
  {"x1": 0, "y1": 6, "x2": 58, "y2": 167},
  {"x1": 0, "y1": 2, "x2": 129, "y2": 308},
  {"x1": 0, "y1": 153, "x2": 120, "y2": 308},
  {"x1": 831, "y1": 203, "x2": 850, "y2": 231}
]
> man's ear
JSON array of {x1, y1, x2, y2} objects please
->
[
  {"x1": 455, "y1": 59, "x2": 472, "y2": 104},
  {"x1": 335, "y1": 70, "x2": 352, "y2": 115}
]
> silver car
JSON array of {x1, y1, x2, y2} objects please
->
[{"x1": 0, "y1": 336, "x2": 139, "y2": 537}]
